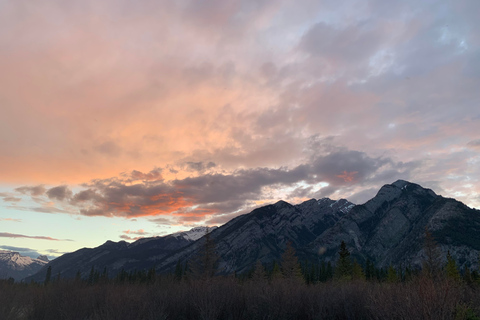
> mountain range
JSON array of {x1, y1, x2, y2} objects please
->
[
  {"x1": 0, "y1": 251, "x2": 49, "y2": 281},
  {"x1": 22, "y1": 180, "x2": 480, "y2": 282}
]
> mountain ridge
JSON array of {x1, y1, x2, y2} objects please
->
[{"x1": 24, "y1": 180, "x2": 480, "y2": 282}]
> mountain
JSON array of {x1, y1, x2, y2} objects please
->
[
  {"x1": 309, "y1": 180, "x2": 480, "y2": 269},
  {"x1": 25, "y1": 226, "x2": 215, "y2": 282},
  {"x1": 156, "y1": 198, "x2": 355, "y2": 274},
  {"x1": 0, "y1": 250, "x2": 48, "y2": 281},
  {"x1": 27, "y1": 180, "x2": 480, "y2": 281}
]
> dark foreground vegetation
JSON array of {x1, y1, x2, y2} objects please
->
[
  {"x1": 2, "y1": 231, "x2": 480, "y2": 319},
  {"x1": 1, "y1": 276, "x2": 480, "y2": 320}
]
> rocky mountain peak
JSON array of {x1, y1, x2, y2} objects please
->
[{"x1": 37, "y1": 255, "x2": 49, "y2": 262}]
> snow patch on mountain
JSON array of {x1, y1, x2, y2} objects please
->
[{"x1": 171, "y1": 226, "x2": 218, "y2": 241}]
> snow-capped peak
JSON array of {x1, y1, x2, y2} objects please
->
[
  {"x1": 0, "y1": 251, "x2": 48, "y2": 270},
  {"x1": 171, "y1": 226, "x2": 218, "y2": 242}
]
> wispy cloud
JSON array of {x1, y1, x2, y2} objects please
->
[
  {"x1": 0, "y1": 218, "x2": 22, "y2": 222},
  {"x1": 0, "y1": 232, "x2": 72, "y2": 241}
]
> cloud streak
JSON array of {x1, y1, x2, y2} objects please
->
[{"x1": 0, "y1": 232, "x2": 72, "y2": 241}]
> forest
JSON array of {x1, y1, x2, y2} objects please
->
[{"x1": 1, "y1": 233, "x2": 480, "y2": 320}]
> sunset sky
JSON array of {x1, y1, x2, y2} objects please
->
[{"x1": 1, "y1": 0, "x2": 479, "y2": 259}]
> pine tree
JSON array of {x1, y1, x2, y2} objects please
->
[
  {"x1": 251, "y1": 260, "x2": 267, "y2": 282},
  {"x1": 326, "y1": 261, "x2": 333, "y2": 280},
  {"x1": 352, "y1": 259, "x2": 366, "y2": 281},
  {"x1": 445, "y1": 251, "x2": 460, "y2": 281},
  {"x1": 188, "y1": 229, "x2": 218, "y2": 280},
  {"x1": 270, "y1": 261, "x2": 282, "y2": 280},
  {"x1": 280, "y1": 241, "x2": 303, "y2": 282},
  {"x1": 464, "y1": 266, "x2": 473, "y2": 284},
  {"x1": 147, "y1": 267, "x2": 156, "y2": 284},
  {"x1": 174, "y1": 260, "x2": 183, "y2": 281},
  {"x1": 422, "y1": 228, "x2": 442, "y2": 279},
  {"x1": 386, "y1": 265, "x2": 398, "y2": 283},
  {"x1": 88, "y1": 266, "x2": 95, "y2": 284},
  {"x1": 44, "y1": 266, "x2": 52, "y2": 286},
  {"x1": 334, "y1": 241, "x2": 352, "y2": 280},
  {"x1": 75, "y1": 270, "x2": 82, "y2": 282}
]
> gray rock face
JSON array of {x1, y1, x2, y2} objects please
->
[
  {"x1": 309, "y1": 180, "x2": 479, "y2": 270},
  {"x1": 156, "y1": 197, "x2": 355, "y2": 274}
]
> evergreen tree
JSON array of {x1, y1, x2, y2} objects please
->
[
  {"x1": 251, "y1": 260, "x2": 267, "y2": 282},
  {"x1": 352, "y1": 259, "x2": 365, "y2": 281},
  {"x1": 326, "y1": 261, "x2": 333, "y2": 280},
  {"x1": 445, "y1": 251, "x2": 460, "y2": 281},
  {"x1": 464, "y1": 266, "x2": 473, "y2": 284},
  {"x1": 270, "y1": 261, "x2": 282, "y2": 280},
  {"x1": 101, "y1": 267, "x2": 108, "y2": 283},
  {"x1": 188, "y1": 229, "x2": 218, "y2": 280},
  {"x1": 422, "y1": 228, "x2": 442, "y2": 279},
  {"x1": 280, "y1": 241, "x2": 303, "y2": 282},
  {"x1": 386, "y1": 265, "x2": 398, "y2": 283},
  {"x1": 147, "y1": 267, "x2": 156, "y2": 284},
  {"x1": 174, "y1": 260, "x2": 183, "y2": 281},
  {"x1": 75, "y1": 270, "x2": 82, "y2": 282},
  {"x1": 334, "y1": 241, "x2": 352, "y2": 280},
  {"x1": 88, "y1": 266, "x2": 95, "y2": 284},
  {"x1": 365, "y1": 258, "x2": 374, "y2": 281},
  {"x1": 44, "y1": 266, "x2": 52, "y2": 286},
  {"x1": 319, "y1": 260, "x2": 326, "y2": 282}
]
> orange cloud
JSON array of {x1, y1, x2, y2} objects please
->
[{"x1": 336, "y1": 171, "x2": 358, "y2": 182}]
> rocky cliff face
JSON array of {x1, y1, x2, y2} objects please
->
[
  {"x1": 26, "y1": 180, "x2": 480, "y2": 281},
  {"x1": 308, "y1": 180, "x2": 480, "y2": 270},
  {"x1": 155, "y1": 197, "x2": 355, "y2": 274}
]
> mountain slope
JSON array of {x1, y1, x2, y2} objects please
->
[
  {"x1": 0, "y1": 251, "x2": 48, "y2": 281},
  {"x1": 155, "y1": 198, "x2": 354, "y2": 273},
  {"x1": 308, "y1": 180, "x2": 480, "y2": 269},
  {"x1": 25, "y1": 226, "x2": 213, "y2": 282}
]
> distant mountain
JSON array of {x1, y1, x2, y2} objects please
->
[
  {"x1": 27, "y1": 180, "x2": 480, "y2": 282},
  {"x1": 25, "y1": 226, "x2": 214, "y2": 282},
  {"x1": 0, "y1": 250, "x2": 48, "y2": 281}
]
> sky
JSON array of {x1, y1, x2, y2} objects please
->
[{"x1": 0, "y1": 0, "x2": 479, "y2": 259}]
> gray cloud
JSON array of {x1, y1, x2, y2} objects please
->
[
  {"x1": 59, "y1": 145, "x2": 417, "y2": 222},
  {"x1": 46, "y1": 185, "x2": 73, "y2": 201},
  {"x1": 468, "y1": 139, "x2": 480, "y2": 149},
  {"x1": 184, "y1": 161, "x2": 216, "y2": 172},
  {"x1": 15, "y1": 185, "x2": 46, "y2": 196},
  {"x1": 0, "y1": 245, "x2": 42, "y2": 259}
]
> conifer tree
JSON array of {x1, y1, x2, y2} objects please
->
[
  {"x1": 422, "y1": 228, "x2": 442, "y2": 279},
  {"x1": 174, "y1": 260, "x2": 183, "y2": 281},
  {"x1": 270, "y1": 261, "x2": 282, "y2": 280},
  {"x1": 280, "y1": 241, "x2": 303, "y2": 282},
  {"x1": 464, "y1": 266, "x2": 473, "y2": 284},
  {"x1": 188, "y1": 229, "x2": 218, "y2": 280},
  {"x1": 386, "y1": 265, "x2": 398, "y2": 283},
  {"x1": 334, "y1": 241, "x2": 352, "y2": 280},
  {"x1": 147, "y1": 267, "x2": 156, "y2": 283},
  {"x1": 326, "y1": 261, "x2": 333, "y2": 280},
  {"x1": 352, "y1": 259, "x2": 365, "y2": 281},
  {"x1": 75, "y1": 270, "x2": 82, "y2": 282},
  {"x1": 445, "y1": 251, "x2": 460, "y2": 281},
  {"x1": 88, "y1": 266, "x2": 95, "y2": 284},
  {"x1": 251, "y1": 260, "x2": 267, "y2": 282},
  {"x1": 44, "y1": 266, "x2": 52, "y2": 286}
]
